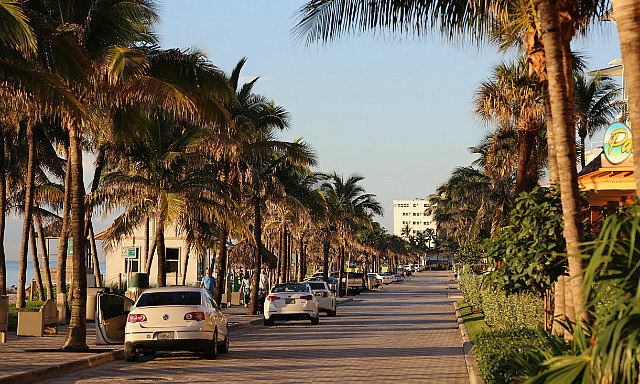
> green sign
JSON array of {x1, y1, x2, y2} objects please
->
[
  {"x1": 67, "y1": 239, "x2": 73, "y2": 257},
  {"x1": 121, "y1": 247, "x2": 137, "y2": 258}
]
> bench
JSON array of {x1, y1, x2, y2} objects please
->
[
  {"x1": 0, "y1": 295, "x2": 7, "y2": 342},
  {"x1": 17, "y1": 299, "x2": 58, "y2": 337}
]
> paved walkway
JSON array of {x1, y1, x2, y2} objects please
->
[
  {"x1": 37, "y1": 271, "x2": 468, "y2": 383},
  {"x1": 0, "y1": 304, "x2": 262, "y2": 381}
]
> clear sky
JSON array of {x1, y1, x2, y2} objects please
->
[{"x1": 3, "y1": 2, "x2": 624, "y2": 260}]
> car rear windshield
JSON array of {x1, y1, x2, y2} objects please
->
[
  {"x1": 307, "y1": 282, "x2": 326, "y2": 290},
  {"x1": 272, "y1": 284, "x2": 309, "y2": 293},
  {"x1": 136, "y1": 291, "x2": 202, "y2": 307}
]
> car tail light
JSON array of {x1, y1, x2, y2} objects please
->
[
  {"x1": 322, "y1": 292, "x2": 329, "y2": 298},
  {"x1": 300, "y1": 295, "x2": 313, "y2": 300},
  {"x1": 127, "y1": 314, "x2": 147, "y2": 323},
  {"x1": 184, "y1": 312, "x2": 205, "y2": 321},
  {"x1": 266, "y1": 296, "x2": 279, "y2": 301}
]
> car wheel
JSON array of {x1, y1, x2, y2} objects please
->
[
  {"x1": 264, "y1": 317, "x2": 273, "y2": 326},
  {"x1": 311, "y1": 315, "x2": 320, "y2": 325},
  {"x1": 124, "y1": 344, "x2": 139, "y2": 362},
  {"x1": 326, "y1": 309, "x2": 335, "y2": 317},
  {"x1": 204, "y1": 330, "x2": 218, "y2": 360},
  {"x1": 218, "y1": 330, "x2": 230, "y2": 354}
]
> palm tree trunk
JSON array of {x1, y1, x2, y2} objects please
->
[
  {"x1": 298, "y1": 236, "x2": 304, "y2": 281},
  {"x1": 337, "y1": 244, "x2": 345, "y2": 297},
  {"x1": 88, "y1": 223, "x2": 102, "y2": 287},
  {"x1": 35, "y1": 215, "x2": 53, "y2": 299},
  {"x1": 156, "y1": 215, "x2": 166, "y2": 287},
  {"x1": 17, "y1": 122, "x2": 35, "y2": 308},
  {"x1": 30, "y1": 224, "x2": 45, "y2": 300},
  {"x1": 552, "y1": 274, "x2": 567, "y2": 334},
  {"x1": 535, "y1": 0, "x2": 586, "y2": 323},
  {"x1": 248, "y1": 199, "x2": 262, "y2": 315},
  {"x1": 0, "y1": 130, "x2": 6, "y2": 295},
  {"x1": 62, "y1": 124, "x2": 88, "y2": 350},
  {"x1": 214, "y1": 226, "x2": 228, "y2": 305},
  {"x1": 278, "y1": 225, "x2": 284, "y2": 283},
  {"x1": 612, "y1": 0, "x2": 640, "y2": 194},
  {"x1": 181, "y1": 243, "x2": 191, "y2": 285},
  {"x1": 515, "y1": 128, "x2": 538, "y2": 196},
  {"x1": 57, "y1": 147, "x2": 72, "y2": 324},
  {"x1": 145, "y1": 238, "x2": 156, "y2": 275},
  {"x1": 322, "y1": 237, "x2": 330, "y2": 282},
  {"x1": 142, "y1": 218, "x2": 149, "y2": 275},
  {"x1": 542, "y1": 81, "x2": 559, "y2": 182}
]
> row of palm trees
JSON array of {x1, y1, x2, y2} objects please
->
[
  {"x1": 0, "y1": 0, "x2": 407, "y2": 351},
  {"x1": 295, "y1": 0, "x2": 639, "y2": 333}
]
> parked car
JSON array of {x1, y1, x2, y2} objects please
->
[
  {"x1": 366, "y1": 273, "x2": 382, "y2": 289},
  {"x1": 330, "y1": 271, "x2": 366, "y2": 295},
  {"x1": 113, "y1": 287, "x2": 229, "y2": 361},
  {"x1": 264, "y1": 283, "x2": 320, "y2": 326},
  {"x1": 376, "y1": 273, "x2": 393, "y2": 285},
  {"x1": 304, "y1": 276, "x2": 338, "y2": 293},
  {"x1": 305, "y1": 281, "x2": 336, "y2": 316},
  {"x1": 392, "y1": 274, "x2": 404, "y2": 282}
]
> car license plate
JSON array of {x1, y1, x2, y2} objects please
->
[
  {"x1": 285, "y1": 298, "x2": 295, "y2": 304},
  {"x1": 155, "y1": 332, "x2": 174, "y2": 340}
]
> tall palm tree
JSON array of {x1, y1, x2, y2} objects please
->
[
  {"x1": 611, "y1": 0, "x2": 640, "y2": 193},
  {"x1": 474, "y1": 57, "x2": 544, "y2": 196},
  {"x1": 573, "y1": 72, "x2": 620, "y2": 168},
  {"x1": 319, "y1": 173, "x2": 382, "y2": 296}
]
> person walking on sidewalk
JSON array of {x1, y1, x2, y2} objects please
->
[
  {"x1": 201, "y1": 269, "x2": 215, "y2": 295},
  {"x1": 240, "y1": 271, "x2": 251, "y2": 307}
]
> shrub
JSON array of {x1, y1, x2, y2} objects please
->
[
  {"x1": 459, "y1": 267, "x2": 484, "y2": 311},
  {"x1": 475, "y1": 328, "x2": 563, "y2": 384},
  {"x1": 481, "y1": 288, "x2": 544, "y2": 330}
]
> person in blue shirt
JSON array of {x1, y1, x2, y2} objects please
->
[{"x1": 201, "y1": 268, "x2": 215, "y2": 295}]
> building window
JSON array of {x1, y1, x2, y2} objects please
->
[{"x1": 166, "y1": 248, "x2": 180, "y2": 273}]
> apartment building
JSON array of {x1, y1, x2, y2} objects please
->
[{"x1": 393, "y1": 198, "x2": 437, "y2": 238}]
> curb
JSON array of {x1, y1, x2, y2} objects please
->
[
  {"x1": 454, "y1": 301, "x2": 483, "y2": 384},
  {"x1": 0, "y1": 348, "x2": 124, "y2": 384},
  {"x1": 228, "y1": 318, "x2": 263, "y2": 331}
]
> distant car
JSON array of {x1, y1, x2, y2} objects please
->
[
  {"x1": 367, "y1": 273, "x2": 382, "y2": 289},
  {"x1": 392, "y1": 274, "x2": 404, "y2": 282},
  {"x1": 304, "y1": 276, "x2": 338, "y2": 293},
  {"x1": 375, "y1": 273, "x2": 393, "y2": 285},
  {"x1": 305, "y1": 281, "x2": 336, "y2": 316},
  {"x1": 264, "y1": 283, "x2": 320, "y2": 326},
  {"x1": 120, "y1": 287, "x2": 229, "y2": 361}
]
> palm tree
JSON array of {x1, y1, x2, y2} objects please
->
[
  {"x1": 401, "y1": 223, "x2": 411, "y2": 240},
  {"x1": 319, "y1": 173, "x2": 382, "y2": 296},
  {"x1": 473, "y1": 57, "x2": 544, "y2": 196},
  {"x1": 573, "y1": 72, "x2": 621, "y2": 168},
  {"x1": 611, "y1": 0, "x2": 640, "y2": 193}
]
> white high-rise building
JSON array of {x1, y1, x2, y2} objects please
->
[{"x1": 393, "y1": 198, "x2": 437, "y2": 238}]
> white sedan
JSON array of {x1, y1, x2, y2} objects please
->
[
  {"x1": 264, "y1": 283, "x2": 320, "y2": 325},
  {"x1": 123, "y1": 287, "x2": 229, "y2": 361},
  {"x1": 375, "y1": 273, "x2": 393, "y2": 284},
  {"x1": 305, "y1": 281, "x2": 336, "y2": 316}
]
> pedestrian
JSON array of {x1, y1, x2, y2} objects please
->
[
  {"x1": 259, "y1": 269, "x2": 268, "y2": 294},
  {"x1": 240, "y1": 271, "x2": 251, "y2": 307},
  {"x1": 200, "y1": 268, "x2": 215, "y2": 295}
]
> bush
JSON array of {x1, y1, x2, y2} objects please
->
[
  {"x1": 475, "y1": 328, "x2": 563, "y2": 384},
  {"x1": 481, "y1": 288, "x2": 543, "y2": 330},
  {"x1": 459, "y1": 266, "x2": 544, "y2": 329},
  {"x1": 459, "y1": 266, "x2": 484, "y2": 310}
]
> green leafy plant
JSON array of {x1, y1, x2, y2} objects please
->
[{"x1": 484, "y1": 187, "x2": 566, "y2": 295}]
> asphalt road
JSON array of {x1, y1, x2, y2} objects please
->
[{"x1": 40, "y1": 270, "x2": 468, "y2": 383}]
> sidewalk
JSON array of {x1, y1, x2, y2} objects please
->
[
  {"x1": 0, "y1": 299, "x2": 352, "y2": 384},
  {"x1": 0, "y1": 304, "x2": 260, "y2": 384}
]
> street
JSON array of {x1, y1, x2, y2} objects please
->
[{"x1": 42, "y1": 271, "x2": 467, "y2": 383}]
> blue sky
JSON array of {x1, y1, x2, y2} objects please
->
[{"x1": 3, "y1": 2, "x2": 624, "y2": 260}]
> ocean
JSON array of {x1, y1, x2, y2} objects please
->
[{"x1": 4, "y1": 260, "x2": 107, "y2": 287}]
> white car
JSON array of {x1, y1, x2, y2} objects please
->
[
  {"x1": 264, "y1": 283, "x2": 320, "y2": 325},
  {"x1": 119, "y1": 287, "x2": 229, "y2": 361},
  {"x1": 375, "y1": 273, "x2": 393, "y2": 284},
  {"x1": 305, "y1": 281, "x2": 336, "y2": 316}
]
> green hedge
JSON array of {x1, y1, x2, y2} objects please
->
[
  {"x1": 475, "y1": 328, "x2": 562, "y2": 383},
  {"x1": 459, "y1": 268, "x2": 543, "y2": 330}
]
